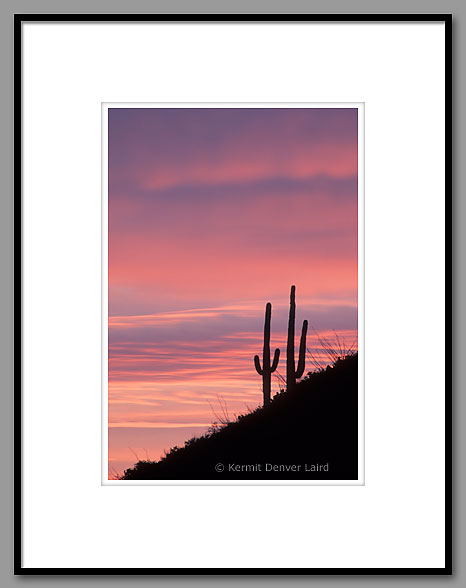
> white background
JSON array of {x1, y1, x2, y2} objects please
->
[{"x1": 22, "y1": 22, "x2": 445, "y2": 569}]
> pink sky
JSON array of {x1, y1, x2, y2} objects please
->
[{"x1": 108, "y1": 108, "x2": 358, "y2": 478}]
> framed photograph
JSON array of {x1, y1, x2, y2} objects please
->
[
  {"x1": 103, "y1": 102, "x2": 363, "y2": 486},
  {"x1": 16, "y1": 14, "x2": 451, "y2": 574}
]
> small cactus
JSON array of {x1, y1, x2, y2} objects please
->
[
  {"x1": 254, "y1": 302, "x2": 280, "y2": 406},
  {"x1": 286, "y1": 285, "x2": 308, "y2": 391}
]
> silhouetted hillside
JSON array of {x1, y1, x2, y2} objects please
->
[{"x1": 122, "y1": 353, "x2": 358, "y2": 481}]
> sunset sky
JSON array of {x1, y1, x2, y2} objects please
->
[{"x1": 108, "y1": 107, "x2": 358, "y2": 477}]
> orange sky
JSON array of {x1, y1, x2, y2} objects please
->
[{"x1": 108, "y1": 108, "x2": 358, "y2": 478}]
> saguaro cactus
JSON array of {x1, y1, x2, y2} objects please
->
[
  {"x1": 254, "y1": 302, "x2": 280, "y2": 406},
  {"x1": 286, "y1": 285, "x2": 308, "y2": 391}
]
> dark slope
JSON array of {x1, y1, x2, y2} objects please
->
[{"x1": 122, "y1": 353, "x2": 358, "y2": 481}]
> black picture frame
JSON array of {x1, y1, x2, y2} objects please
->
[{"x1": 14, "y1": 13, "x2": 452, "y2": 576}]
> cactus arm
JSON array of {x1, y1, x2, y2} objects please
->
[
  {"x1": 254, "y1": 354, "x2": 263, "y2": 375},
  {"x1": 295, "y1": 320, "x2": 308, "y2": 379},
  {"x1": 271, "y1": 348, "x2": 280, "y2": 372}
]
